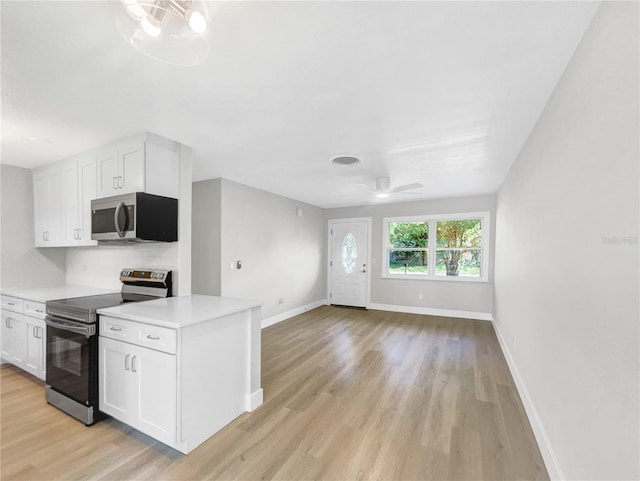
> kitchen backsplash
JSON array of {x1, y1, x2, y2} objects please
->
[{"x1": 66, "y1": 244, "x2": 179, "y2": 291}]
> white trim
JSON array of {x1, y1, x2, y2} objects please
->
[
  {"x1": 261, "y1": 299, "x2": 327, "y2": 329},
  {"x1": 327, "y1": 217, "x2": 372, "y2": 309},
  {"x1": 247, "y1": 388, "x2": 264, "y2": 411},
  {"x1": 368, "y1": 302, "x2": 492, "y2": 321},
  {"x1": 491, "y1": 319, "x2": 561, "y2": 481}
]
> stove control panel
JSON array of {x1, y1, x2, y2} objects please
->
[{"x1": 119, "y1": 269, "x2": 171, "y2": 283}]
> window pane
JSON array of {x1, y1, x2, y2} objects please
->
[
  {"x1": 436, "y1": 249, "x2": 481, "y2": 277},
  {"x1": 389, "y1": 222, "x2": 428, "y2": 248},
  {"x1": 436, "y1": 219, "x2": 481, "y2": 248},
  {"x1": 389, "y1": 250, "x2": 428, "y2": 275}
]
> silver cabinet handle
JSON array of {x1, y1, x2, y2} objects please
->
[
  {"x1": 113, "y1": 176, "x2": 118, "y2": 189},
  {"x1": 77, "y1": 228, "x2": 81, "y2": 240},
  {"x1": 146, "y1": 335, "x2": 160, "y2": 340},
  {"x1": 110, "y1": 326, "x2": 122, "y2": 332},
  {"x1": 36, "y1": 309, "x2": 43, "y2": 313},
  {"x1": 118, "y1": 176, "x2": 123, "y2": 189},
  {"x1": 7, "y1": 302, "x2": 14, "y2": 306},
  {"x1": 33, "y1": 326, "x2": 37, "y2": 338},
  {"x1": 125, "y1": 353, "x2": 131, "y2": 371},
  {"x1": 131, "y1": 355, "x2": 137, "y2": 373}
]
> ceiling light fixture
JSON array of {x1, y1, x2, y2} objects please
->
[{"x1": 114, "y1": 0, "x2": 211, "y2": 66}]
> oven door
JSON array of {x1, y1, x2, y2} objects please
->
[{"x1": 45, "y1": 316, "x2": 97, "y2": 406}]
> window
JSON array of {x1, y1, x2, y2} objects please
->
[{"x1": 382, "y1": 212, "x2": 489, "y2": 281}]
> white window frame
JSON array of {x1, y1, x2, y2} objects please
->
[{"x1": 382, "y1": 211, "x2": 490, "y2": 282}]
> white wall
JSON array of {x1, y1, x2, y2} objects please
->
[
  {"x1": 0, "y1": 164, "x2": 66, "y2": 289},
  {"x1": 493, "y1": 2, "x2": 639, "y2": 480},
  {"x1": 220, "y1": 179, "x2": 326, "y2": 321},
  {"x1": 326, "y1": 194, "x2": 496, "y2": 317},
  {"x1": 192, "y1": 178, "x2": 326, "y2": 321},
  {"x1": 66, "y1": 244, "x2": 179, "y2": 292},
  {"x1": 192, "y1": 178, "x2": 222, "y2": 296}
]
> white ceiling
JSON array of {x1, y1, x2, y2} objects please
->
[{"x1": 1, "y1": 1, "x2": 599, "y2": 208}]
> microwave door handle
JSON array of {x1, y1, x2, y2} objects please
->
[{"x1": 114, "y1": 201, "x2": 126, "y2": 238}]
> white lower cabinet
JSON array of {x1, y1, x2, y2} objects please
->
[
  {"x1": 99, "y1": 336, "x2": 176, "y2": 446},
  {"x1": 1, "y1": 310, "x2": 45, "y2": 380}
]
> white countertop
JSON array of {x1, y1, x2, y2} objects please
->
[
  {"x1": 1, "y1": 286, "x2": 119, "y2": 303},
  {"x1": 97, "y1": 294, "x2": 262, "y2": 328}
]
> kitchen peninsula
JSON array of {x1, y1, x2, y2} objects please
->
[{"x1": 97, "y1": 294, "x2": 263, "y2": 454}]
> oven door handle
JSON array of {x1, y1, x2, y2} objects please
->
[{"x1": 45, "y1": 317, "x2": 95, "y2": 337}]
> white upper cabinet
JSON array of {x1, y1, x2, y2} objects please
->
[
  {"x1": 62, "y1": 153, "x2": 97, "y2": 246},
  {"x1": 96, "y1": 133, "x2": 179, "y2": 199},
  {"x1": 33, "y1": 131, "x2": 180, "y2": 248},
  {"x1": 33, "y1": 163, "x2": 63, "y2": 247}
]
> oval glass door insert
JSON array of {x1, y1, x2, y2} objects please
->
[{"x1": 342, "y1": 233, "x2": 357, "y2": 273}]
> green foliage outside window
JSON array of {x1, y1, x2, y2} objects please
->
[
  {"x1": 387, "y1": 218, "x2": 483, "y2": 277},
  {"x1": 388, "y1": 222, "x2": 428, "y2": 274},
  {"x1": 436, "y1": 219, "x2": 481, "y2": 276}
]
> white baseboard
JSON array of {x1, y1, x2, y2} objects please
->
[
  {"x1": 491, "y1": 319, "x2": 562, "y2": 480},
  {"x1": 368, "y1": 302, "x2": 493, "y2": 321},
  {"x1": 261, "y1": 299, "x2": 327, "y2": 329},
  {"x1": 247, "y1": 388, "x2": 264, "y2": 412}
]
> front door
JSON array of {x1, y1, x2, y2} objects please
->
[{"x1": 329, "y1": 219, "x2": 370, "y2": 308}]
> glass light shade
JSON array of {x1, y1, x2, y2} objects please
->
[
  {"x1": 141, "y1": 15, "x2": 161, "y2": 37},
  {"x1": 114, "y1": 0, "x2": 211, "y2": 66},
  {"x1": 188, "y1": 10, "x2": 207, "y2": 33}
]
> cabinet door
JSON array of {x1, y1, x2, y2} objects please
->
[
  {"x1": 25, "y1": 318, "x2": 45, "y2": 379},
  {"x1": 61, "y1": 158, "x2": 80, "y2": 245},
  {"x1": 99, "y1": 336, "x2": 134, "y2": 422},
  {"x1": 97, "y1": 144, "x2": 119, "y2": 198},
  {"x1": 1, "y1": 311, "x2": 13, "y2": 360},
  {"x1": 33, "y1": 171, "x2": 48, "y2": 247},
  {"x1": 118, "y1": 138, "x2": 145, "y2": 194},
  {"x1": 46, "y1": 167, "x2": 63, "y2": 246},
  {"x1": 9, "y1": 315, "x2": 27, "y2": 365},
  {"x1": 77, "y1": 153, "x2": 97, "y2": 245},
  {"x1": 133, "y1": 346, "x2": 176, "y2": 446},
  {"x1": 33, "y1": 164, "x2": 63, "y2": 247}
]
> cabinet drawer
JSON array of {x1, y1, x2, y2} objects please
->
[
  {"x1": 100, "y1": 316, "x2": 176, "y2": 354},
  {"x1": 1, "y1": 296, "x2": 24, "y2": 314},
  {"x1": 24, "y1": 301, "x2": 46, "y2": 319}
]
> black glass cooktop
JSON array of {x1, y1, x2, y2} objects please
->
[{"x1": 46, "y1": 293, "x2": 157, "y2": 314}]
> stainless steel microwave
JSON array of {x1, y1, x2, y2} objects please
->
[{"x1": 91, "y1": 192, "x2": 178, "y2": 243}]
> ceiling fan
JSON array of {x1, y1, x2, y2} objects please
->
[{"x1": 367, "y1": 177, "x2": 424, "y2": 198}]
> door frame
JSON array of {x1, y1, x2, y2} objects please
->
[{"x1": 327, "y1": 217, "x2": 372, "y2": 308}]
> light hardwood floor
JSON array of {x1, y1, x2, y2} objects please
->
[{"x1": 1, "y1": 306, "x2": 548, "y2": 480}]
